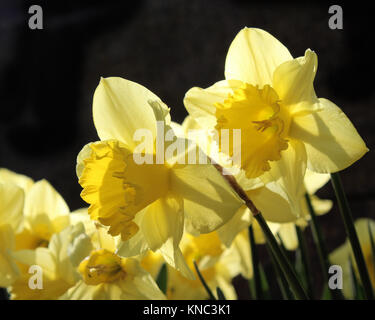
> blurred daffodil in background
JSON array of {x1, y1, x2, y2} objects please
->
[
  {"x1": 0, "y1": 169, "x2": 73, "y2": 298},
  {"x1": 330, "y1": 219, "x2": 375, "y2": 299},
  {"x1": 141, "y1": 230, "x2": 251, "y2": 300}
]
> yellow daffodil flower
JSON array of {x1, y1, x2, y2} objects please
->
[
  {"x1": 61, "y1": 211, "x2": 166, "y2": 300},
  {"x1": 0, "y1": 169, "x2": 30, "y2": 287},
  {"x1": 184, "y1": 27, "x2": 368, "y2": 182},
  {"x1": 330, "y1": 218, "x2": 375, "y2": 299},
  {"x1": 0, "y1": 169, "x2": 70, "y2": 289},
  {"x1": 140, "y1": 231, "x2": 251, "y2": 300},
  {"x1": 76, "y1": 77, "x2": 243, "y2": 278},
  {"x1": 10, "y1": 223, "x2": 85, "y2": 299}
]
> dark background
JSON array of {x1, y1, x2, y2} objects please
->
[{"x1": 0, "y1": 0, "x2": 373, "y2": 299}]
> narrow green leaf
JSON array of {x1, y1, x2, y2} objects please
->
[
  {"x1": 321, "y1": 284, "x2": 331, "y2": 300},
  {"x1": 266, "y1": 241, "x2": 293, "y2": 300},
  {"x1": 193, "y1": 260, "x2": 216, "y2": 300},
  {"x1": 216, "y1": 287, "x2": 226, "y2": 300},
  {"x1": 295, "y1": 225, "x2": 314, "y2": 299},
  {"x1": 331, "y1": 173, "x2": 374, "y2": 299},
  {"x1": 306, "y1": 192, "x2": 344, "y2": 300},
  {"x1": 259, "y1": 263, "x2": 272, "y2": 299},
  {"x1": 349, "y1": 258, "x2": 362, "y2": 299},
  {"x1": 367, "y1": 221, "x2": 375, "y2": 286},
  {"x1": 248, "y1": 225, "x2": 263, "y2": 299},
  {"x1": 254, "y1": 214, "x2": 309, "y2": 299},
  {"x1": 156, "y1": 263, "x2": 168, "y2": 294}
]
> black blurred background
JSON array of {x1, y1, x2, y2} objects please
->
[{"x1": 0, "y1": 0, "x2": 374, "y2": 300}]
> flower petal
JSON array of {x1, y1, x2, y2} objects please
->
[
  {"x1": 0, "y1": 182, "x2": 24, "y2": 232},
  {"x1": 248, "y1": 185, "x2": 297, "y2": 223},
  {"x1": 255, "y1": 139, "x2": 307, "y2": 222},
  {"x1": 116, "y1": 210, "x2": 149, "y2": 258},
  {"x1": 273, "y1": 49, "x2": 319, "y2": 114},
  {"x1": 217, "y1": 205, "x2": 251, "y2": 247},
  {"x1": 184, "y1": 80, "x2": 244, "y2": 129},
  {"x1": 170, "y1": 163, "x2": 243, "y2": 234},
  {"x1": 24, "y1": 180, "x2": 70, "y2": 233},
  {"x1": 141, "y1": 194, "x2": 184, "y2": 252},
  {"x1": 290, "y1": 98, "x2": 369, "y2": 173},
  {"x1": 93, "y1": 77, "x2": 158, "y2": 150},
  {"x1": 278, "y1": 223, "x2": 298, "y2": 251},
  {"x1": 225, "y1": 28, "x2": 292, "y2": 86},
  {"x1": 304, "y1": 169, "x2": 331, "y2": 195},
  {"x1": 0, "y1": 168, "x2": 34, "y2": 193},
  {"x1": 0, "y1": 224, "x2": 20, "y2": 287}
]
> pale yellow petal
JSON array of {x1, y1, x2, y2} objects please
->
[
  {"x1": 217, "y1": 205, "x2": 251, "y2": 247},
  {"x1": 0, "y1": 168, "x2": 34, "y2": 193},
  {"x1": 310, "y1": 195, "x2": 333, "y2": 216},
  {"x1": 329, "y1": 241, "x2": 353, "y2": 299},
  {"x1": 93, "y1": 77, "x2": 158, "y2": 150},
  {"x1": 304, "y1": 169, "x2": 331, "y2": 195},
  {"x1": 273, "y1": 49, "x2": 319, "y2": 114},
  {"x1": 184, "y1": 79, "x2": 243, "y2": 129},
  {"x1": 76, "y1": 142, "x2": 94, "y2": 179},
  {"x1": 0, "y1": 224, "x2": 20, "y2": 287},
  {"x1": 227, "y1": 229, "x2": 252, "y2": 279},
  {"x1": 290, "y1": 98, "x2": 369, "y2": 173},
  {"x1": 0, "y1": 182, "x2": 24, "y2": 231},
  {"x1": 141, "y1": 194, "x2": 184, "y2": 252},
  {"x1": 255, "y1": 140, "x2": 307, "y2": 222},
  {"x1": 225, "y1": 27, "x2": 292, "y2": 86},
  {"x1": 278, "y1": 223, "x2": 298, "y2": 251},
  {"x1": 170, "y1": 163, "x2": 243, "y2": 234},
  {"x1": 24, "y1": 179, "x2": 69, "y2": 222},
  {"x1": 116, "y1": 210, "x2": 149, "y2": 257}
]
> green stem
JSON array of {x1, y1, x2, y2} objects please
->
[
  {"x1": 254, "y1": 214, "x2": 309, "y2": 299},
  {"x1": 306, "y1": 194, "x2": 330, "y2": 286},
  {"x1": 155, "y1": 263, "x2": 168, "y2": 294},
  {"x1": 265, "y1": 242, "x2": 294, "y2": 300},
  {"x1": 295, "y1": 225, "x2": 314, "y2": 299},
  {"x1": 193, "y1": 260, "x2": 216, "y2": 300},
  {"x1": 306, "y1": 192, "x2": 344, "y2": 300},
  {"x1": 248, "y1": 224, "x2": 263, "y2": 299},
  {"x1": 214, "y1": 164, "x2": 309, "y2": 300},
  {"x1": 331, "y1": 172, "x2": 374, "y2": 300}
]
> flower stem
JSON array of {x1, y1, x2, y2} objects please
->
[
  {"x1": 254, "y1": 214, "x2": 309, "y2": 299},
  {"x1": 265, "y1": 241, "x2": 294, "y2": 300},
  {"x1": 295, "y1": 225, "x2": 314, "y2": 299},
  {"x1": 213, "y1": 164, "x2": 309, "y2": 299},
  {"x1": 306, "y1": 192, "x2": 344, "y2": 300},
  {"x1": 330, "y1": 172, "x2": 374, "y2": 300},
  {"x1": 248, "y1": 224, "x2": 263, "y2": 299},
  {"x1": 193, "y1": 260, "x2": 216, "y2": 300},
  {"x1": 305, "y1": 194, "x2": 330, "y2": 289}
]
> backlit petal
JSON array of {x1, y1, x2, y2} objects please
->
[
  {"x1": 93, "y1": 77, "x2": 158, "y2": 150},
  {"x1": 170, "y1": 163, "x2": 243, "y2": 234},
  {"x1": 290, "y1": 98, "x2": 369, "y2": 173},
  {"x1": 225, "y1": 28, "x2": 292, "y2": 86}
]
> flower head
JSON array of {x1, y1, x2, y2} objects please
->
[
  {"x1": 77, "y1": 77, "x2": 243, "y2": 278},
  {"x1": 184, "y1": 28, "x2": 368, "y2": 179}
]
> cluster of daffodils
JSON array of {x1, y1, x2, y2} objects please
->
[{"x1": 0, "y1": 28, "x2": 369, "y2": 300}]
